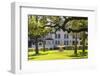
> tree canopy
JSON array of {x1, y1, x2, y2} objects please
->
[{"x1": 28, "y1": 15, "x2": 52, "y2": 39}]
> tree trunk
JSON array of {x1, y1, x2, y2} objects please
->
[
  {"x1": 74, "y1": 33, "x2": 77, "y2": 55},
  {"x1": 35, "y1": 38, "x2": 39, "y2": 55},
  {"x1": 43, "y1": 40, "x2": 46, "y2": 52},
  {"x1": 82, "y1": 31, "x2": 85, "y2": 55}
]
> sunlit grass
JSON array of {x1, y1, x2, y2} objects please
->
[{"x1": 28, "y1": 50, "x2": 88, "y2": 61}]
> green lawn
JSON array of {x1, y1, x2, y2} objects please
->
[{"x1": 28, "y1": 50, "x2": 88, "y2": 61}]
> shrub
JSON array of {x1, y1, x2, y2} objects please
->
[
  {"x1": 78, "y1": 45, "x2": 88, "y2": 50},
  {"x1": 64, "y1": 45, "x2": 88, "y2": 50},
  {"x1": 53, "y1": 47, "x2": 59, "y2": 50},
  {"x1": 40, "y1": 48, "x2": 48, "y2": 51},
  {"x1": 65, "y1": 45, "x2": 73, "y2": 50},
  {"x1": 28, "y1": 48, "x2": 34, "y2": 52}
]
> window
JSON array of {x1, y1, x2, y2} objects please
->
[
  {"x1": 52, "y1": 41, "x2": 54, "y2": 44},
  {"x1": 64, "y1": 34, "x2": 66, "y2": 39},
  {"x1": 58, "y1": 34, "x2": 60, "y2": 39},
  {"x1": 64, "y1": 41, "x2": 68, "y2": 45},
  {"x1": 64, "y1": 34, "x2": 68, "y2": 39},
  {"x1": 67, "y1": 35, "x2": 69, "y2": 38},
  {"x1": 67, "y1": 41, "x2": 69, "y2": 45},
  {"x1": 55, "y1": 34, "x2": 60, "y2": 39},
  {"x1": 58, "y1": 41, "x2": 60, "y2": 45},
  {"x1": 55, "y1": 34, "x2": 57, "y2": 38},
  {"x1": 55, "y1": 40, "x2": 60, "y2": 45},
  {"x1": 55, "y1": 40, "x2": 58, "y2": 45},
  {"x1": 64, "y1": 34, "x2": 66, "y2": 38}
]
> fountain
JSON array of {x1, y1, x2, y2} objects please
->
[{"x1": 57, "y1": 41, "x2": 65, "y2": 52}]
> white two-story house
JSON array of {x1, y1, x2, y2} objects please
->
[{"x1": 28, "y1": 29, "x2": 83, "y2": 50}]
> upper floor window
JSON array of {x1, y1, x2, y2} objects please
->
[
  {"x1": 64, "y1": 34, "x2": 68, "y2": 39},
  {"x1": 55, "y1": 34, "x2": 60, "y2": 39},
  {"x1": 55, "y1": 34, "x2": 57, "y2": 38},
  {"x1": 58, "y1": 34, "x2": 60, "y2": 39}
]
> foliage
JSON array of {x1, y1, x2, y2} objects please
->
[
  {"x1": 28, "y1": 15, "x2": 52, "y2": 38},
  {"x1": 66, "y1": 19, "x2": 88, "y2": 55},
  {"x1": 28, "y1": 15, "x2": 52, "y2": 54},
  {"x1": 67, "y1": 19, "x2": 88, "y2": 32}
]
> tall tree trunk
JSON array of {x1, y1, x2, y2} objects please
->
[
  {"x1": 43, "y1": 40, "x2": 46, "y2": 52},
  {"x1": 82, "y1": 31, "x2": 85, "y2": 55},
  {"x1": 35, "y1": 37, "x2": 39, "y2": 55},
  {"x1": 74, "y1": 33, "x2": 77, "y2": 55}
]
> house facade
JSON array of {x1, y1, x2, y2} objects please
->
[{"x1": 28, "y1": 29, "x2": 84, "y2": 50}]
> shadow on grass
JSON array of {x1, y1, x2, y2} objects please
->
[
  {"x1": 67, "y1": 52, "x2": 88, "y2": 59},
  {"x1": 28, "y1": 53, "x2": 48, "y2": 57},
  {"x1": 28, "y1": 57, "x2": 36, "y2": 60},
  {"x1": 28, "y1": 53, "x2": 49, "y2": 60},
  {"x1": 67, "y1": 53, "x2": 88, "y2": 59}
]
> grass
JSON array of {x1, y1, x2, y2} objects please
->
[{"x1": 28, "y1": 49, "x2": 88, "y2": 61}]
